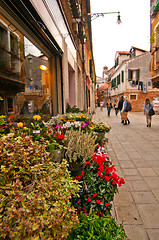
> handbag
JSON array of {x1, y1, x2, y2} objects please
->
[
  {"x1": 121, "y1": 111, "x2": 127, "y2": 120},
  {"x1": 148, "y1": 108, "x2": 155, "y2": 116}
]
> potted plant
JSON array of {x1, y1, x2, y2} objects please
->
[{"x1": 65, "y1": 127, "x2": 96, "y2": 176}]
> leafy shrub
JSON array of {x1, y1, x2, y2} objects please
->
[
  {"x1": 67, "y1": 212, "x2": 128, "y2": 240},
  {"x1": 0, "y1": 136, "x2": 79, "y2": 239}
]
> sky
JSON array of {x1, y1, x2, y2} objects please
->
[{"x1": 90, "y1": 0, "x2": 150, "y2": 77}]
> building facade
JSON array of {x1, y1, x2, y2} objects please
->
[
  {"x1": 151, "y1": 0, "x2": 159, "y2": 88},
  {"x1": 0, "y1": 0, "x2": 95, "y2": 115},
  {"x1": 109, "y1": 47, "x2": 159, "y2": 111}
]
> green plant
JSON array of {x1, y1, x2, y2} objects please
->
[
  {"x1": 0, "y1": 136, "x2": 79, "y2": 239},
  {"x1": 65, "y1": 128, "x2": 96, "y2": 168},
  {"x1": 67, "y1": 212, "x2": 128, "y2": 240},
  {"x1": 66, "y1": 103, "x2": 81, "y2": 113},
  {"x1": 71, "y1": 151, "x2": 125, "y2": 216}
]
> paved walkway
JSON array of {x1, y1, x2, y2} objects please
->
[{"x1": 93, "y1": 108, "x2": 159, "y2": 240}]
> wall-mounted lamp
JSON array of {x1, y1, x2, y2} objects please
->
[
  {"x1": 40, "y1": 65, "x2": 47, "y2": 71},
  {"x1": 83, "y1": 11, "x2": 122, "y2": 24}
]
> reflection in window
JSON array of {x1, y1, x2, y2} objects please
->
[{"x1": 7, "y1": 97, "x2": 14, "y2": 112}]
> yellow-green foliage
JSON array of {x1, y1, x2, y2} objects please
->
[{"x1": 0, "y1": 136, "x2": 79, "y2": 239}]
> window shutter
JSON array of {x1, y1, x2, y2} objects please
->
[
  {"x1": 89, "y1": 59, "x2": 93, "y2": 79},
  {"x1": 121, "y1": 71, "x2": 124, "y2": 82},
  {"x1": 117, "y1": 74, "x2": 120, "y2": 85},
  {"x1": 128, "y1": 69, "x2": 132, "y2": 81},
  {"x1": 136, "y1": 69, "x2": 140, "y2": 81}
]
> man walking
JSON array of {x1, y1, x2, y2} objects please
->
[{"x1": 123, "y1": 96, "x2": 130, "y2": 125}]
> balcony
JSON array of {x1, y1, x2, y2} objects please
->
[{"x1": 151, "y1": 0, "x2": 159, "y2": 16}]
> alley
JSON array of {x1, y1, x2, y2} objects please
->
[{"x1": 93, "y1": 108, "x2": 159, "y2": 240}]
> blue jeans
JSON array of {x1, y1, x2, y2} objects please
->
[{"x1": 107, "y1": 107, "x2": 111, "y2": 116}]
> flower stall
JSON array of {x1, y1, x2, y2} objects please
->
[{"x1": 0, "y1": 110, "x2": 128, "y2": 239}]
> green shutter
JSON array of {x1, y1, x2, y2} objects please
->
[
  {"x1": 136, "y1": 69, "x2": 140, "y2": 81},
  {"x1": 121, "y1": 71, "x2": 124, "y2": 82},
  {"x1": 89, "y1": 59, "x2": 93, "y2": 79},
  {"x1": 128, "y1": 69, "x2": 132, "y2": 81}
]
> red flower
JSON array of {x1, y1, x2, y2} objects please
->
[
  {"x1": 84, "y1": 206, "x2": 87, "y2": 213},
  {"x1": 112, "y1": 180, "x2": 117, "y2": 185},
  {"x1": 96, "y1": 200, "x2": 101, "y2": 204},
  {"x1": 93, "y1": 193, "x2": 97, "y2": 198},
  {"x1": 86, "y1": 160, "x2": 92, "y2": 166},
  {"x1": 98, "y1": 165, "x2": 104, "y2": 172},
  {"x1": 106, "y1": 203, "x2": 109, "y2": 207},
  {"x1": 105, "y1": 176, "x2": 110, "y2": 181},
  {"x1": 77, "y1": 200, "x2": 80, "y2": 204},
  {"x1": 87, "y1": 198, "x2": 92, "y2": 202},
  {"x1": 74, "y1": 171, "x2": 84, "y2": 181},
  {"x1": 98, "y1": 171, "x2": 103, "y2": 177},
  {"x1": 120, "y1": 177, "x2": 125, "y2": 184},
  {"x1": 57, "y1": 134, "x2": 65, "y2": 140}
]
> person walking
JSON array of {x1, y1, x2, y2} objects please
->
[
  {"x1": 123, "y1": 96, "x2": 130, "y2": 125},
  {"x1": 114, "y1": 99, "x2": 118, "y2": 115},
  {"x1": 118, "y1": 96, "x2": 124, "y2": 112},
  {"x1": 107, "y1": 98, "x2": 112, "y2": 117},
  {"x1": 100, "y1": 101, "x2": 104, "y2": 111},
  {"x1": 118, "y1": 96, "x2": 124, "y2": 123},
  {"x1": 144, "y1": 98, "x2": 153, "y2": 127}
]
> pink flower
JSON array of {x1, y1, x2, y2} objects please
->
[
  {"x1": 93, "y1": 193, "x2": 97, "y2": 199},
  {"x1": 56, "y1": 124, "x2": 62, "y2": 129},
  {"x1": 96, "y1": 200, "x2": 101, "y2": 204},
  {"x1": 87, "y1": 198, "x2": 92, "y2": 202},
  {"x1": 77, "y1": 200, "x2": 80, "y2": 204}
]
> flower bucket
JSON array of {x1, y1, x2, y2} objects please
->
[
  {"x1": 69, "y1": 163, "x2": 85, "y2": 177},
  {"x1": 49, "y1": 149, "x2": 64, "y2": 163}
]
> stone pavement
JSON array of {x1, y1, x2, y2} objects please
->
[{"x1": 93, "y1": 108, "x2": 159, "y2": 240}]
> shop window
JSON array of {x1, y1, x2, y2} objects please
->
[
  {"x1": 130, "y1": 94, "x2": 137, "y2": 100},
  {"x1": 7, "y1": 97, "x2": 14, "y2": 112}
]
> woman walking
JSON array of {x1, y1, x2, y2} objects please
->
[
  {"x1": 107, "y1": 98, "x2": 112, "y2": 117},
  {"x1": 144, "y1": 98, "x2": 153, "y2": 127}
]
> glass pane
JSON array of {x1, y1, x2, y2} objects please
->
[{"x1": 0, "y1": 13, "x2": 51, "y2": 116}]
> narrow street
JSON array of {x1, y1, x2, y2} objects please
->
[{"x1": 93, "y1": 108, "x2": 159, "y2": 240}]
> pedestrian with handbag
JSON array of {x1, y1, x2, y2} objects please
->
[
  {"x1": 144, "y1": 98, "x2": 154, "y2": 127},
  {"x1": 122, "y1": 96, "x2": 131, "y2": 125}
]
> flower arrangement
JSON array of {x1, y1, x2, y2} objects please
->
[
  {"x1": 60, "y1": 113, "x2": 91, "y2": 124},
  {"x1": 91, "y1": 120, "x2": 111, "y2": 133},
  {"x1": 71, "y1": 150, "x2": 125, "y2": 216},
  {"x1": 65, "y1": 128, "x2": 96, "y2": 169}
]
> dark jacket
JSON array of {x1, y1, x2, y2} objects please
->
[{"x1": 118, "y1": 99, "x2": 124, "y2": 111}]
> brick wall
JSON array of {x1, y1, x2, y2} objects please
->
[{"x1": 126, "y1": 90, "x2": 159, "y2": 112}]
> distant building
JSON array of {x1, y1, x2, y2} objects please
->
[{"x1": 109, "y1": 46, "x2": 159, "y2": 111}]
